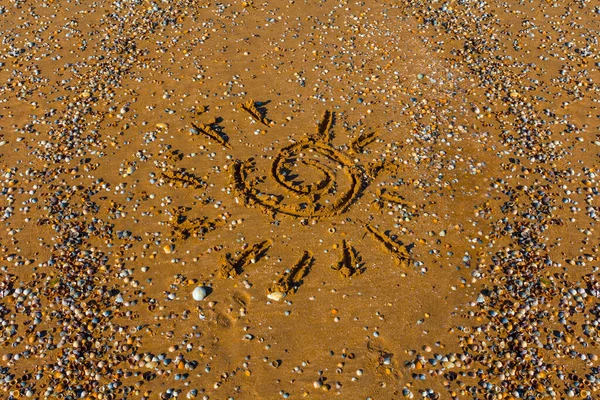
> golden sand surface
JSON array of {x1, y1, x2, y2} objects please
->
[{"x1": 0, "y1": 0, "x2": 599, "y2": 399}]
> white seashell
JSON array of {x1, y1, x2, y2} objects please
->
[
  {"x1": 192, "y1": 286, "x2": 207, "y2": 301},
  {"x1": 267, "y1": 291, "x2": 285, "y2": 301}
]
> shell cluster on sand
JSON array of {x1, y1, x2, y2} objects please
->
[{"x1": 0, "y1": 0, "x2": 598, "y2": 399}]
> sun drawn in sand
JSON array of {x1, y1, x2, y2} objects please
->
[{"x1": 168, "y1": 100, "x2": 417, "y2": 301}]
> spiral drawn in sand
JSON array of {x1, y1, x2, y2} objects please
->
[{"x1": 230, "y1": 111, "x2": 363, "y2": 218}]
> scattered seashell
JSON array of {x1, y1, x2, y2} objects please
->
[
  {"x1": 192, "y1": 286, "x2": 208, "y2": 301},
  {"x1": 267, "y1": 291, "x2": 285, "y2": 301}
]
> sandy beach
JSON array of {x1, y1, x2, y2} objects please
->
[{"x1": 0, "y1": 0, "x2": 599, "y2": 398}]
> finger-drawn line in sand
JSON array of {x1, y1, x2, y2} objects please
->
[
  {"x1": 239, "y1": 99, "x2": 273, "y2": 127},
  {"x1": 167, "y1": 207, "x2": 224, "y2": 239},
  {"x1": 230, "y1": 111, "x2": 363, "y2": 218},
  {"x1": 371, "y1": 188, "x2": 415, "y2": 210},
  {"x1": 365, "y1": 224, "x2": 411, "y2": 269},
  {"x1": 332, "y1": 240, "x2": 364, "y2": 278},
  {"x1": 190, "y1": 122, "x2": 231, "y2": 149},
  {"x1": 349, "y1": 130, "x2": 378, "y2": 155},
  {"x1": 219, "y1": 239, "x2": 272, "y2": 279},
  {"x1": 366, "y1": 159, "x2": 404, "y2": 179},
  {"x1": 163, "y1": 148, "x2": 184, "y2": 162},
  {"x1": 313, "y1": 109, "x2": 334, "y2": 142},
  {"x1": 268, "y1": 250, "x2": 313, "y2": 297},
  {"x1": 161, "y1": 168, "x2": 206, "y2": 189}
]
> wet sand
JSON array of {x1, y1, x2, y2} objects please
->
[{"x1": 0, "y1": 0, "x2": 599, "y2": 399}]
